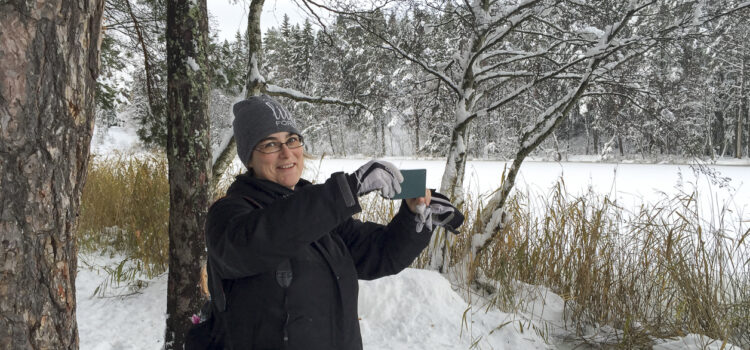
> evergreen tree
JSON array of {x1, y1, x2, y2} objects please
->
[{"x1": 0, "y1": 1, "x2": 105, "y2": 348}]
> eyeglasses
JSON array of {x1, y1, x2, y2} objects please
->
[{"x1": 254, "y1": 135, "x2": 304, "y2": 154}]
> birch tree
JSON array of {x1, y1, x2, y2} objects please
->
[
  {"x1": 300, "y1": 0, "x2": 750, "y2": 271},
  {"x1": 467, "y1": 0, "x2": 750, "y2": 272},
  {"x1": 0, "y1": 1, "x2": 104, "y2": 348}
]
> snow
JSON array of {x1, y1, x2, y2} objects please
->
[
  {"x1": 359, "y1": 269, "x2": 550, "y2": 350},
  {"x1": 248, "y1": 53, "x2": 264, "y2": 84},
  {"x1": 265, "y1": 84, "x2": 353, "y2": 107},
  {"x1": 90, "y1": 114, "x2": 143, "y2": 155},
  {"x1": 387, "y1": 114, "x2": 399, "y2": 128},
  {"x1": 578, "y1": 26, "x2": 605, "y2": 38},
  {"x1": 77, "y1": 254, "x2": 168, "y2": 350},
  {"x1": 691, "y1": 0, "x2": 706, "y2": 26},
  {"x1": 186, "y1": 57, "x2": 200, "y2": 72},
  {"x1": 653, "y1": 334, "x2": 736, "y2": 350},
  {"x1": 475, "y1": 207, "x2": 504, "y2": 250}
]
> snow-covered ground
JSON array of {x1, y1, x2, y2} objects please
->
[
  {"x1": 76, "y1": 255, "x2": 743, "y2": 350},
  {"x1": 79, "y1": 126, "x2": 749, "y2": 349}
]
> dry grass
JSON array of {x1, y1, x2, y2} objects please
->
[
  {"x1": 445, "y1": 179, "x2": 750, "y2": 348},
  {"x1": 78, "y1": 152, "x2": 169, "y2": 292}
]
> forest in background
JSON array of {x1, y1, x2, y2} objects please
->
[{"x1": 97, "y1": 0, "x2": 749, "y2": 161}]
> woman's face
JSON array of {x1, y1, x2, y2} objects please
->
[{"x1": 248, "y1": 132, "x2": 305, "y2": 189}]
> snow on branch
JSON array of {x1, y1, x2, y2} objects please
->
[
  {"x1": 475, "y1": 45, "x2": 564, "y2": 83},
  {"x1": 264, "y1": 84, "x2": 368, "y2": 111},
  {"x1": 467, "y1": 3, "x2": 540, "y2": 75},
  {"x1": 461, "y1": 52, "x2": 593, "y2": 128},
  {"x1": 370, "y1": 30, "x2": 461, "y2": 95},
  {"x1": 520, "y1": 81, "x2": 587, "y2": 150},
  {"x1": 693, "y1": 1, "x2": 750, "y2": 25},
  {"x1": 300, "y1": 0, "x2": 393, "y2": 16},
  {"x1": 469, "y1": 2, "x2": 652, "y2": 259},
  {"x1": 486, "y1": 0, "x2": 542, "y2": 30}
]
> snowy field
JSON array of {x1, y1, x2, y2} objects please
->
[
  {"x1": 78, "y1": 128, "x2": 749, "y2": 349},
  {"x1": 305, "y1": 157, "x2": 750, "y2": 218}
]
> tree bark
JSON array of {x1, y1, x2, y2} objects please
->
[
  {"x1": 738, "y1": 56, "x2": 747, "y2": 158},
  {"x1": 414, "y1": 105, "x2": 421, "y2": 153},
  {"x1": 164, "y1": 0, "x2": 212, "y2": 348},
  {"x1": 380, "y1": 117, "x2": 386, "y2": 156},
  {"x1": 210, "y1": 137, "x2": 237, "y2": 194},
  {"x1": 0, "y1": 1, "x2": 104, "y2": 349},
  {"x1": 431, "y1": 120, "x2": 468, "y2": 272}
]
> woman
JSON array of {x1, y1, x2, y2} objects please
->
[{"x1": 204, "y1": 95, "x2": 462, "y2": 350}]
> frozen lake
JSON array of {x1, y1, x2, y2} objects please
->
[{"x1": 304, "y1": 157, "x2": 750, "y2": 226}]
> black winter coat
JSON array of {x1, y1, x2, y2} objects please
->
[{"x1": 205, "y1": 171, "x2": 432, "y2": 350}]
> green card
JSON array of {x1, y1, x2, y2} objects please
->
[{"x1": 392, "y1": 169, "x2": 427, "y2": 199}]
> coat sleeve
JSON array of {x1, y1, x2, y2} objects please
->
[
  {"x1": 206, "y1": 172, "x2": 361, "y2": 279},
  {"x1": 336, "y1": 202, "x2": 433, "y2": 280}
]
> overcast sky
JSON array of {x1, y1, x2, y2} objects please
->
[{"x1": 208, "y1": 0, "x2": 311, "y2": 42}]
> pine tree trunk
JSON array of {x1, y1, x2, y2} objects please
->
[
  {"x1": 339, "y1": 117, "x2": 347, "y2": 157},
  {"x1": 738, "y1": 57, "x2": 746, "y2": 158},
  {"x1": 593, "y1": 128, "x2": 599, "y2": 155},
  {"x1": 327, "y1": 123, "x2": 336, "y2": 154},
  {"x1": 163, "y1": 0, "x2": 212, "y2": 348},
  {"x1": 0, "y1": 1, "x2": 104, "y2": 349},
  {"x1": 380, "y1": 118, "x2": 386, "y2": 156},
  {"x1": 414, "y1": 108, "x2": 421, "y2": 153},
  {"x1": 708, "y1": 112, "x2": 716, "y2": 158}
]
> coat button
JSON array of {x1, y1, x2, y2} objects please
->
[{"x1": 336, "y1": 275, "x2": 340, "y2": 280}]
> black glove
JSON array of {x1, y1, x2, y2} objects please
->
[
  {"x1": 346, "y1": 160, "x2": 403, "y2": 198},
  {"x1": 415, "y1": 190, "x2": 465, "y2": 234}
]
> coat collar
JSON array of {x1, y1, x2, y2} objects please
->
[{"x1": 226, "y1": 172, "x2": 312, "y2": 205}]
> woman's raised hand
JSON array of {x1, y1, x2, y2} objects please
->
[{"x1": 347, "y1": 160, "x2": 404, "y2": 198}]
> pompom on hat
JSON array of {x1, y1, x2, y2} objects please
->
[{"x1": 232, "y1": 95, "x2": 301, "y2": 166}]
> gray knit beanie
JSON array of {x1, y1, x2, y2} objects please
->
[{"x1": 232, "y1": 95, "x2": 301, "y2": 166}]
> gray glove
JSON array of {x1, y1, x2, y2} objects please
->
[
  {"x1": 346, "y1": 160, "x2": 403, "y2": 198},
  {"x1": 414, "y1": 203, "x2": 432, "y2": 232},
  {"x1": 415, "y1": 190, "x2": 465, "y2": 233}
]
